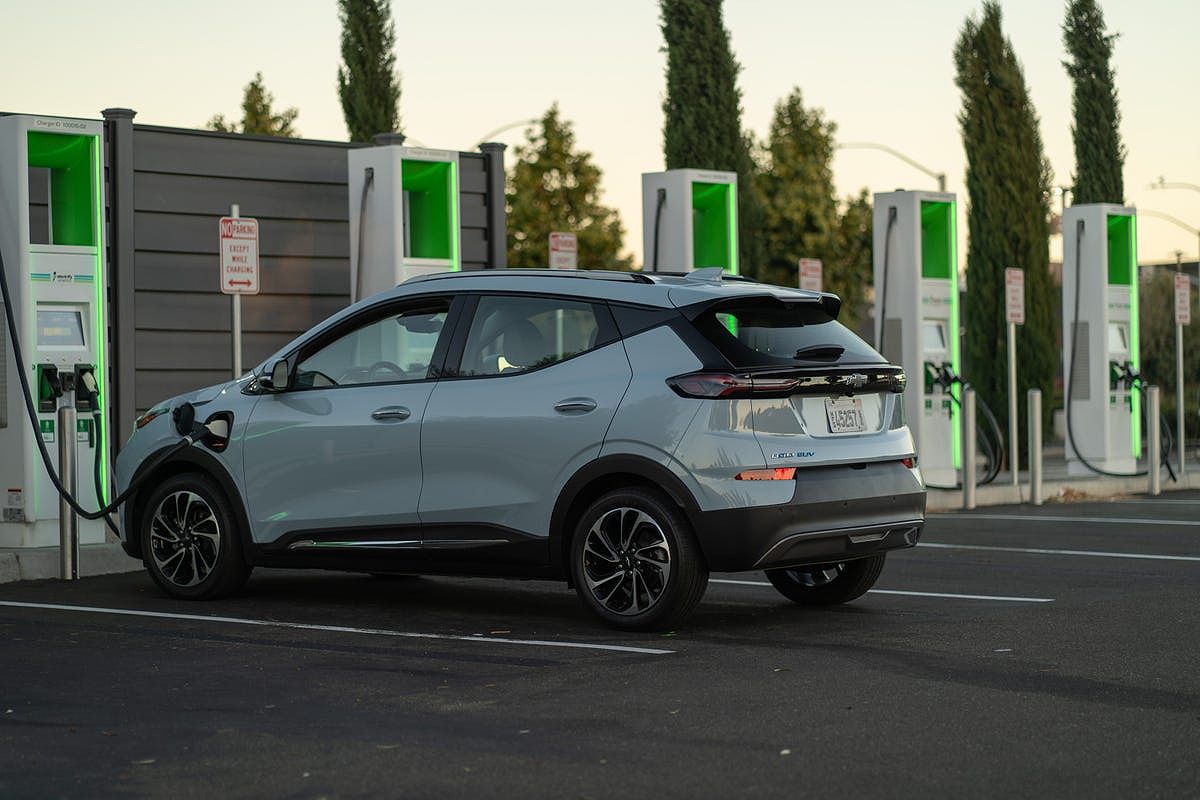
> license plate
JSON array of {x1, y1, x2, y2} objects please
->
[{"x1": 825, "y1": 396, "x2": 866, "y2": 433}]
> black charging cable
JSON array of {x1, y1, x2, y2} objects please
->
[
  {"x1": 353, "y1": 166, "x2": 374, "y2": 302},
  {"x1": 650, "y1": 187, "x2": 666, "y2": 271},
  {"x1": 876, "y1": 207, "x2": 897, "y2": 354}
]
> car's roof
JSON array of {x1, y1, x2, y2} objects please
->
[{"x1": 392, "y1": 267, "x2": 828, "y2": 308}]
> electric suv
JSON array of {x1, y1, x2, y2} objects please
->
[{"x1": 115, "y1": 269, "x2": 925, "y2": 630}]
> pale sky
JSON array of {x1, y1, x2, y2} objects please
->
[{"x1": 4, "y1": 0, "x2": 1197, "y2": 267}]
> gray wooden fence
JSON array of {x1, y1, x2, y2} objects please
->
[{"x1": 101, "y1": 110, "x2": 507, "y2": 445}]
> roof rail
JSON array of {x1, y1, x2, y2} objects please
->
[{"x1": 401, "y1": 268, "x2": 656, "y2": 286}]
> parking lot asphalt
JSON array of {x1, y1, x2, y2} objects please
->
[{"x1": 2, "y1": 493, "x2": 1199, "y2": 799}]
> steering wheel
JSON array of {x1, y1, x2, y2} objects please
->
[{"x1": 366, "y1": 360, "x2": 406, "y2": 381}]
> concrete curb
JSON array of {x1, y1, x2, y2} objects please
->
[
  {"x1": 0, "y1": 543, "x2": 140, "y2": 584},
  {"x1": 927, "y1": 471, "x2": 1200, "y2": 511}
]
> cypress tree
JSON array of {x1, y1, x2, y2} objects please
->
[
  {"x1": 954, "y1": 2, "x2": 1056, "y2": 444},
  {"x1": 337, "y1": 0, "x2": 401, "y2": 142},
  {"x1": 1063, "y1": 0, "x2": 1125, "y2": 204},
  {"x1": 660, "y1": 0, "x2": 766, "y2": 276}
]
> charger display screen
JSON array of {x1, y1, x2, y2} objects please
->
[{"x1": 37, "y1": 309, "x2": 85, "y2": 347}]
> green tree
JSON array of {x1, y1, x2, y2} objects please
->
[
  {"x1": 207, "y1": 72, "x2": 299, "y2": 137},
  {"x1": 829, "y1": 190, "x2": 874, "y2": 331},
  {"x1": 1063, "y1": 0, "x2": 1125, "y2": 204},
  {"x1": 758, "y1": 89, "x2": 839, "y2": 286},
  {"x1": 337, "y1": 0, "x2": 401, "y2": 142},
  {"x1": 506, "y1": 105, "x2": 633, "y2": 269},
  {"x1": 955, "y1": 2, "x2": 1056, "y2": 443},
  {"x1": 756, "y1": 89, "x2": 872, "y2": 327},
  {"x1": 660, "y1": 0, "x2": 766, "y2": 276}
]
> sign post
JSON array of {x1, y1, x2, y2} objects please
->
[
  {"x1": 219, "y1": 206, "x2": 260, "y2": 378},
  {"x1": 1005, "y1": 267, "x2": 1025, "y2": 488},
  {"x1": 1175, "y1": 271, "x2": 1191, "y2": 477},
  {"x1": 798, "y1": 258, "x2": 822, "y2": 292},
  {"x1": 549, "y1": 232, "x2": 577, "y2": 270}
]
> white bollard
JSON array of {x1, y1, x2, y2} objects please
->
[
  {"x1": 962, "y1": 388, "x2": 977, "y2": 510},
  {"x1": 1028, "y1": 389, "x2": 1043, "y2": 506},
  {"x1": 1147, "y1": 386, "x2": 1161, "y2": 497}
]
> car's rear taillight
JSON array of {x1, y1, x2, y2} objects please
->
[
  {"x1": 666, "y1": 369, "x2": 906, "y2": 399},
  {"x1": 735, "y1": 468, "x2": 797, "y2": 481},
  {"x1": 901, "y1": 457, "x2": 917, "y2": 469},
  {"x1": 667, "y1": 372, "x2": 752, "y2": 398},
  {"x1": 666, "y1": 372, "x2": 799, "y2": 399}
]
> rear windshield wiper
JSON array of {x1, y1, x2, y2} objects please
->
[{"x1": 793, "y1": 344, "x2": 845, "y2": 360}]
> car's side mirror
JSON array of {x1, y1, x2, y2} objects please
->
[{"x1": 259, "y1": 359, "x2": 291, "y2": 392}]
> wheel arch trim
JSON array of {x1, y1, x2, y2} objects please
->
[
  {"x1": 549, "y1": 454, "x2": 701, "y2": 577},
  {"x1": 125, "y1": 446, "x2": 255, "y2": 564}
]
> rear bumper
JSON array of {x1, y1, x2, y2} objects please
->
[{"x1": 691, "y1": 460, "x2": 926, "y2": 572}]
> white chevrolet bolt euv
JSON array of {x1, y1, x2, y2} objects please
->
[{"x1": 116, "y1": 269, "x2": 924, "y2": 630}]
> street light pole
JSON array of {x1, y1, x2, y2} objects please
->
[
  {"x1": 837, "y1": 142, "x2": 946, "y2": 193},
  {"x1": 473, "y1": 118, "x2": 541, "y2": 149}
]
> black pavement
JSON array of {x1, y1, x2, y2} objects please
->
[{"x1": 2, "y1": 492, "x2": 1198, "y2": 798}]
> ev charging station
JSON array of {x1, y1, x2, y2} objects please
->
[
  {"x1": 641, "y1": 169, "x2": 738, "y2": 274},
  {"x1": 348, "y1": 142, "x2": 461, "y2": 300},
  {"x1": 873, "y1": 190, "x2": 961, "y2": 487},
  {"x1": 1062, "y1": 204, "x2": 1140, "y2": 476},
  {"x1": 0, "y1": 114, "x2": 110, "y2": 548}
]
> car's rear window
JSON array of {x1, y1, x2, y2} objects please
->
[{"x1": 692, "y1": 300, "x2": 884, "y2": 368}]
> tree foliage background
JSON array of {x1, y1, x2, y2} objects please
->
[
  {"x1": 660, "y1": 0, "x2": 766, "y2": 275},
  {"x1": 506, "y1": 105, "x2": 632, "y2": 269},
  {"x1": 756, "y1": 89, "x2": 873, "y2": 328},
  {"x1": 954, "y1": 2, "x2": 1056, "y2": 440},
  {"x1": 207, "y1": 72, "x2": 298, "y2": 137},
  {"x1": 1139, "y1": 269, "x2": 1199, "y2": 423},
  {"x1": 1063, "y1": 0, "x2": 1125, "y2": 204},
  {"x1": 337, "y1": 0, "x2": 401, "y2": 142}
]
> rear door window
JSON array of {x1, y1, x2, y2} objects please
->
[
  {"x1": 692, "y1": 300, "x2": 884, "y2": 367},
  {"x1": 456, "y1": 295, "x2": 617, "y2": 377}
]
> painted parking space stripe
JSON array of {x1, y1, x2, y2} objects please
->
[
  {"x1": 0, "y1": 601, "x2": 674, "y2": 656},
  {"x1": 933, "y1": 513, "x2": 1200, "y2": 527},
  {"x1": 709, "y1": 578, "x2": 1053, "y2": 603},
  {"x1": 919, "y1": 542, "x2": 1200, "y2": 562}
]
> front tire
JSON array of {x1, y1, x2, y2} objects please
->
[
  {"x1": 765, "y1": 555, "x2": 886, "y2": 606},
  {"x1": 570, "y1": 487, "x2": 708, "y2": 631},
  {"x1": 140, "y1": 473, "x2": 250, "y2": 600}
]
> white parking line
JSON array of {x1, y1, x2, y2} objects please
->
[
  {"x1": 934, "y1": 513, "x2": 1199, "y2": 528},
  {"x1": 709, "y1": 578, "x2": 1053, "y2": 603},
  {"x1": 0, "y1": 601, "x2": 674, "y2": 656},
  {"x1": 919, "y1": 542, "x2": 1200, "y2": 562},
  {"x1": 1112, "y1": 499, "x2": 1200, "y2": 506}
]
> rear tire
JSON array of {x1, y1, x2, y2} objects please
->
[
  {"x1": 570, "y1": 487, "x2": 708, "y2": 631},
  {"x1": 140, "y1": 473, "x2": 251, "y2": 600},
  {"x1": 765, "y1": 555, "x2": 885, "y2": 606}
]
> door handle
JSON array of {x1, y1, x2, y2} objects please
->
[
  {"x1": 371, "y1": 406, "x2": 411, "y2": 421},
  {"x1": 554, "y1": 398, "x2": 597, "y2": 414}
]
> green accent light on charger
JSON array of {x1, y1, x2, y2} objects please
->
[
  {"x1": 691, "y1": 181, "x2": 736, "y2": 275},
  {"x1": 920, "y1": 200, "x2": 961, "y2": 469},
  {"x1": 91, "y1": 133, "x2": 108, "y2": 503},
  {"x1": 1107, "y1": 213, "x2": 1140, "y2": 457},
  {"x1": 27, "y1": 132, "x2": 95, "y2": 246},
  {"x1": 401, "y1": 158, "x2": 459, "y2": 270}
]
